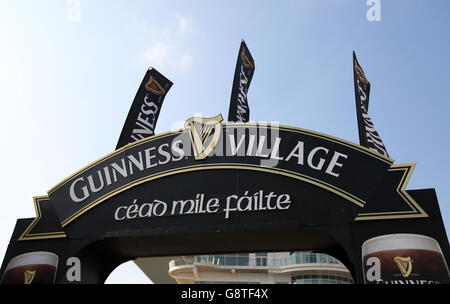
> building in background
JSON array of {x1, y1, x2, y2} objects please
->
[{"x1": 166, "y1": 252, "x2": 354, "y2": 284}]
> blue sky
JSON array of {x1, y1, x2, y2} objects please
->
[{"x1": 0, "y1": 0, "x2": 449, "y2": 283}]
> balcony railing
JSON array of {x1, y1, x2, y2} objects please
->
[{"x1": 169, "y1": 252, "x2": 344, "y2": 269}]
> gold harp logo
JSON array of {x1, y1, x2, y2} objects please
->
[
  {"x1": 185, "y1": 114, "x2": 223, "y2": 160},
  {"x1": 241, "y1": 48, "x2": 254, "y2": 69},
  {"x1": 145, "y1": 76, "x2": 166, "y2": 95},
  {"x1": 354, "y1": 59, "x2": 369, "y2": 84},
  {"x1": 24, "y1": 270, "x2": 36, "y2": 284},
  {"x1": 394, "y1": 256, "x2": 413, "y2": 278}
]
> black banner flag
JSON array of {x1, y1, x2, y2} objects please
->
[
  {"x1": 353, "y1": 51, "x2": 389, "y2": 157},
  {"x1": 116, "y1": 68, "x2": 173, "y2": 149},
  {"x1": 227, "y1": 40, "x2": 255, "y2": 122}
]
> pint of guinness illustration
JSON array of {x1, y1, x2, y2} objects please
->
[
  {"x1": 1, "y1": 251, "x2": 58, "y2": 284},
  {"x1": 362, "y1": 234, "x2": 450, "y2": 284}
]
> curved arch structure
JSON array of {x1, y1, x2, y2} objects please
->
[{"x1": 1, "y1": 119, "x2": 449, "y2": 284}]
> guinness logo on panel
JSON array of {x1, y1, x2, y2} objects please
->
[
  {"x1": 145, "y1": 76, "x2": 166, "y2": 95},
  {"x1": 185, "y1": 114, "x2": 223, "y2": 160},
  {"x1": 241, "y1": 48, "x2": 254, "y2": 69},
  {"x1": 228, "y1": 40, "x2": 254, "y2": 122},
  {"x1": 354, "y1": 58, "x2": 369, "y2": 84},
  {"x1": 362, "y1": 234, "x2": 449, "y2": 284},
  {"x1": 394, "y1": 256, "x2": 413, "y2": 278},
  {"x1": 115, "y1": 68, "x2": 173, "y2": 149},
  {"x1": 24, "y1": 270, "x2": 36, "y2": 284}
]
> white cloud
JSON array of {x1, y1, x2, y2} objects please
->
[
  {"x1": 139, "y1": 13, "x2": 195, "y2": 72},
  {"x1": 141, "y1": 42, "x2": 169, "y2": 67},
  {"x1": 176, "y1": 12, "x2": 193, "y2": 34}
]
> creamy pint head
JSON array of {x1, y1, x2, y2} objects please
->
[
  {"x1": 362, "y1": 234, "x2": 450, "y2": 284},
  {"x1": 1, "y1": 251, "x2": 59, "y2": 284}
]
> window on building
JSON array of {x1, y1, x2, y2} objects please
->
[{"x1": 256, "y1": 253, "x2": 267, "y2": 266}]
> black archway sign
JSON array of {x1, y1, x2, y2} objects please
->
[{"x1": 1, "y1": 120, "x2": 449, "y2": 284}]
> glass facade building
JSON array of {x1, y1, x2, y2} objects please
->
[{"x1": 168, "y1": 251, "x2": 354, "y2": 284}]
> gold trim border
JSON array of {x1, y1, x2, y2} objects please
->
[
  {"x1": 21, "y1": 163, "x2": 428, "y2": 240},
  {"x1": 18, "y1": 120, "x2": 427, "y2": 240},
  {"x1": 354, "y1": 163, "x2": 429, "y2": 221},
  {"x1": 61, "y1": 163, "x2": 366, "y2": 227},
  {"x1": 18, "y1": 196, "x2": 67, "y2": 241}
]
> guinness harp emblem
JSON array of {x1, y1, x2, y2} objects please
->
[
  {"x1": 145, "y1": 76, "x2": 166, "y2": 95},
  {"x1": 185, "y1": 114, "x2": 223, "y2": 160},
  {"x1": 24, "y1": 270, "x2": 36, "y2": 284},
  {"x1": 394, "y1": 256, "x2": 413, "y2": 278},
  {"x1": 241, "y1": 48, "x2": 254, "y2": 69},
  {"x1": 354, "y1": 59, "x2": 369, "y2": 84}
]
